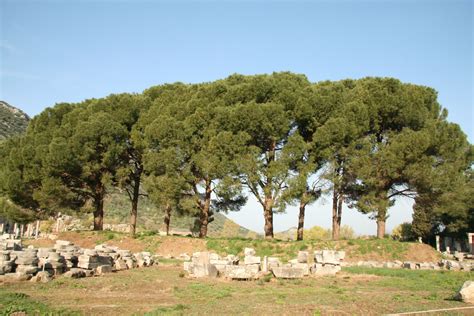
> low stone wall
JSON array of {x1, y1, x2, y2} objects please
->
[
  {"x1": 184, "y1": 248, "x2": 346, "y2": 280},
  {"x1": 346, "y1": 259, "x2": 473, "y2": 271},
  {"x1": 0, "y1": 235, "x2": 156, "y2": 283}
]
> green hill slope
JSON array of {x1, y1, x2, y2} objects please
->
[
  {"x1": 0, "y1": 101, "x2": 30, "y2": 140},
  {"x1": 104, "y1": 189, "x2": 259, "y2": 238}
]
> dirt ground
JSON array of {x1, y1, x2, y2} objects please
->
[{"x1": 1, "y1": 264, "x2": 472, "y2": 315}]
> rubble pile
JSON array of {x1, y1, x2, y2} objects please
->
[
  {"x1": 0, "y1": 235, "x2": 157, "y2": 282},
  {"x1": 184, "y1": 249, "x2": 346, "y2": 280}
]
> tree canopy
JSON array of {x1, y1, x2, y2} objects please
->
[{"x1": 0, "y1": 73, "x2": 471, "y2": 240}]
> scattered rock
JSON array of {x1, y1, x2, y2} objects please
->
[{"x1": 456, "y1": 281, "x2": 474, "y2": 304}]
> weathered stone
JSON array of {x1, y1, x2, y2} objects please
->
[
  {"x1": 291, "y1": 263, "x2": 310, "y2": 276},
  {"x1": 456, "y1": 281, "x2": 474, "y2": 304},
  {"x1": 192, "y1": 252, "x2": 210, "y2": 265},
  {"x1": 0, "y1": 260, "x2": 13, "y2": 274},
  {"x1": 16, "y1": 265, "x2": 39, "y2": 275},
  {"x1": 6, "y1": 272, "x2": 32, "y2": 281},
  {"x1": 225, "y1": 255, "x2": 239, "y2": 265},
  {"x1": 63, "y1": 268, "x2": 86, "y2": 278},
  {"x1": 267, "y1": 257, "x2": 281, "y2": 269},
  {"x1": 244, "y1": 256, "x2": 261, "y2": 265},
  {"x1": 403, "y1": 262, "x2": 416, "y2": 269},
  {"x1": 273, "y1": 266, "x2": 305, "y2": 279},
  {"x1": 95, "y1": 265, "x2": 113, "y2": 275},
  {"x1": 297, "y1": 251, "x2": 309, "y2": 263},
  {"x1": 446, "y1": 260, "x2": 461, "y2": 271},
  {"x1": 30, "y1": 271, "x2": 52, "y2": 283},
  {"x1": 78, "y1": 254, "x2": 98, "y2": 263},
  {"x1": 122, "y1": 257, "x2": 135, "y2": 269},
  {"x1": 261, "y1": 256, "x2": 268, "y2": 273},
  {"x1": 223, "y1": 264, "x2": 259, "y2": 280},
  {"x1": 192, "y1": 263, "x2": 218, "y2": 278},
  {"x1": 183, "y1": 261, "x2": 193, "y2": 273},
  {"x1": 314, "y1": 250, "x2": 345, "y2": 265},
  {"x1": 56, "y1": 240, "x2": 73, "y2": 247},
  {"x1": 311, "y1": 264, "x2": 341, "y2": 276},
  {"x1": 244, "y1": 248, "x2": 256, "y2": 256},
  {"x1": 114, "y1": 259, "x2": 128, "y2": 271},
  {"x1": 15, "y1": 256, "x2": 39, "y2": 266},
  {"x1": 83, "y1": 249, "x2": 98, "y2": 256},
  {"x1": 209, "y1": 253, "x2": 220, "y2": 261}
]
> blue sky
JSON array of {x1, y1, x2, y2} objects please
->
[{"x1": 1, "y1": 0, "x2": 472, "y2": 235}]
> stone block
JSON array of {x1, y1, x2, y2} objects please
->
[
  {"x1": 63, "y1": 268, "x2": 87, "y2": 278},
  {"x1": 95, "y1": 265, "x2": 114, "y2": 275},
  {"x1": 297, "y1": 251, "x2": 309, "y2": 263},
  {"x1": 223, "y1": 264, "x2": 259, "y2": 280},
  {"x1": 267, "y1": 257, "x2": 281, "y2": 268},
  {"x1": 114, "y1": 259, "x2": 128, "y2": 271},
  {"x1": 192, "y1": 252, "x2": 210, "y2": 265},
  {"x1": 244, "y1": 248, "x2": 256, "y2": 256},
  {"x1": 15, "y1": 257, "x2": 39, "y2": 266},
  {"x1": 209, "y1": 253, "x2": 220, "y2": 261},
  {"x1": 456, "y1": 281, "x2": 474, "y2": 304},
  {"x1": 192, "y1": 263, "x2": 218, "y2": 278},
  {"x1": 244, "y1": 256, "x2": 261, "y2": 265},
  {"x1": 311, "y1": 264, "x2": 341, "y2": 276},
  {"x1": 183, "y1": 261, "x2": 193, "y2": 273},
  {"x1": 273, "y1": 267, "x2": 305, "y2": 279},
  {"x1": 291, "y1": 263, "x2": 310, "y2": 276},
  {"x1": 55, "y1": 240, "x2": 73, "y2": 247},
  {"x1": 30, "y1": 271, "x2": 52, "y2": 283},
  {"x1": 314, "y1": 250, "x2": 344, "y2": 265},
  {"x1": 403, "y1": 262, "x2": 416, "y2": 270},
  {"x1": 225, "y1": 255, "x2": 239, "y2": 265},
  {"x1": 15, "y1": 265, "x2": 39, "y2": 275}
]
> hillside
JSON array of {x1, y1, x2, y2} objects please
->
[
  {"x1": 0, "y1": 101, "x2": 30, "y2": 140},
  {"x1": 103, "y1": 189, "x2": 259, "y2": 238}
]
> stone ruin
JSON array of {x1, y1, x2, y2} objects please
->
[
  {"x1": 347, "y1": 255, "x2": 473, "y2": 272},
  {"x1": 184, "y1": 248, "x2": 345, "y2": 279},
  {"x1": 0, "y1": 234, "x2": 156, "y2": 283}
]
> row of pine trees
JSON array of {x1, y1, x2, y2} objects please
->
[{"x1": 0, "y1": 73, "x2": 472, "y2": 240}]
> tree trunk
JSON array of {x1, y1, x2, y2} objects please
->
[
  {"x1": 297, "y1": 199, "x2": 306, "y2": 241},
  {"x1": 199, "y1": 179, "x2": 212, "y2": 238},
  {"x1": 93, "y1": 184, "x2": 105, "y2": 231},
  {"x1": 377, "y1": 218, "x2": 386, "y2": 238},
  {"x1": 164, "y1": 204, "x2": 171, "y2": 236},
  {"x1": 332, "y1": 190, "x2": 340, "y2": 240},
  {"x1": 129, "y1": 167, "x2": 142, "y2": 237},
  {"x1": 376, "y1": 196, "x2": 387, "y2": 238},
  {"x1": 263, "y1": 197, "x2": 274, "y2": 239}
]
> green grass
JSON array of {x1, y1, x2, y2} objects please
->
[
  {"x1": 0, "y1": 291, "x2": 78, "y2": 316},
  {"x1": 344, "y1": 266, "x2": 473, "y2": 292},
  {"x1": 206, "y1": 237, "x2": 415, "y2": 262},
  {"x1": 142, "y1": 304, "x2": 189, "y2": 316},
  {"x1": 346, "y1": 238, "x2": 411, "y2": 260}
]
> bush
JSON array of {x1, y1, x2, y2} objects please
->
[{"x1": 391, "y1": 222, "x2": 414, "y2": 241}]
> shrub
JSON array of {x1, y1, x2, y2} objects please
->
[{"x1": 391, "y1": 222, "x2": 414, "y2": 241}]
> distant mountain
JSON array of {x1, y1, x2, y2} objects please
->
[
  {"x1": 0, "y1": 101, "x2": 30, "y2": 140},
  {"x1": 275, "y1": 227, "x2": 298, "y2": 241}
]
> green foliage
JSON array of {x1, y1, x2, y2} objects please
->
[
  {"x1": 303, "y1": 225, "x2": 355, "y2": 241},
  {"x1": 0, "y1": 73, "x2": 471, "y2": 241},
  {"x1": 391, "y1": 222, "x2": 414, "y2": 241}
]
